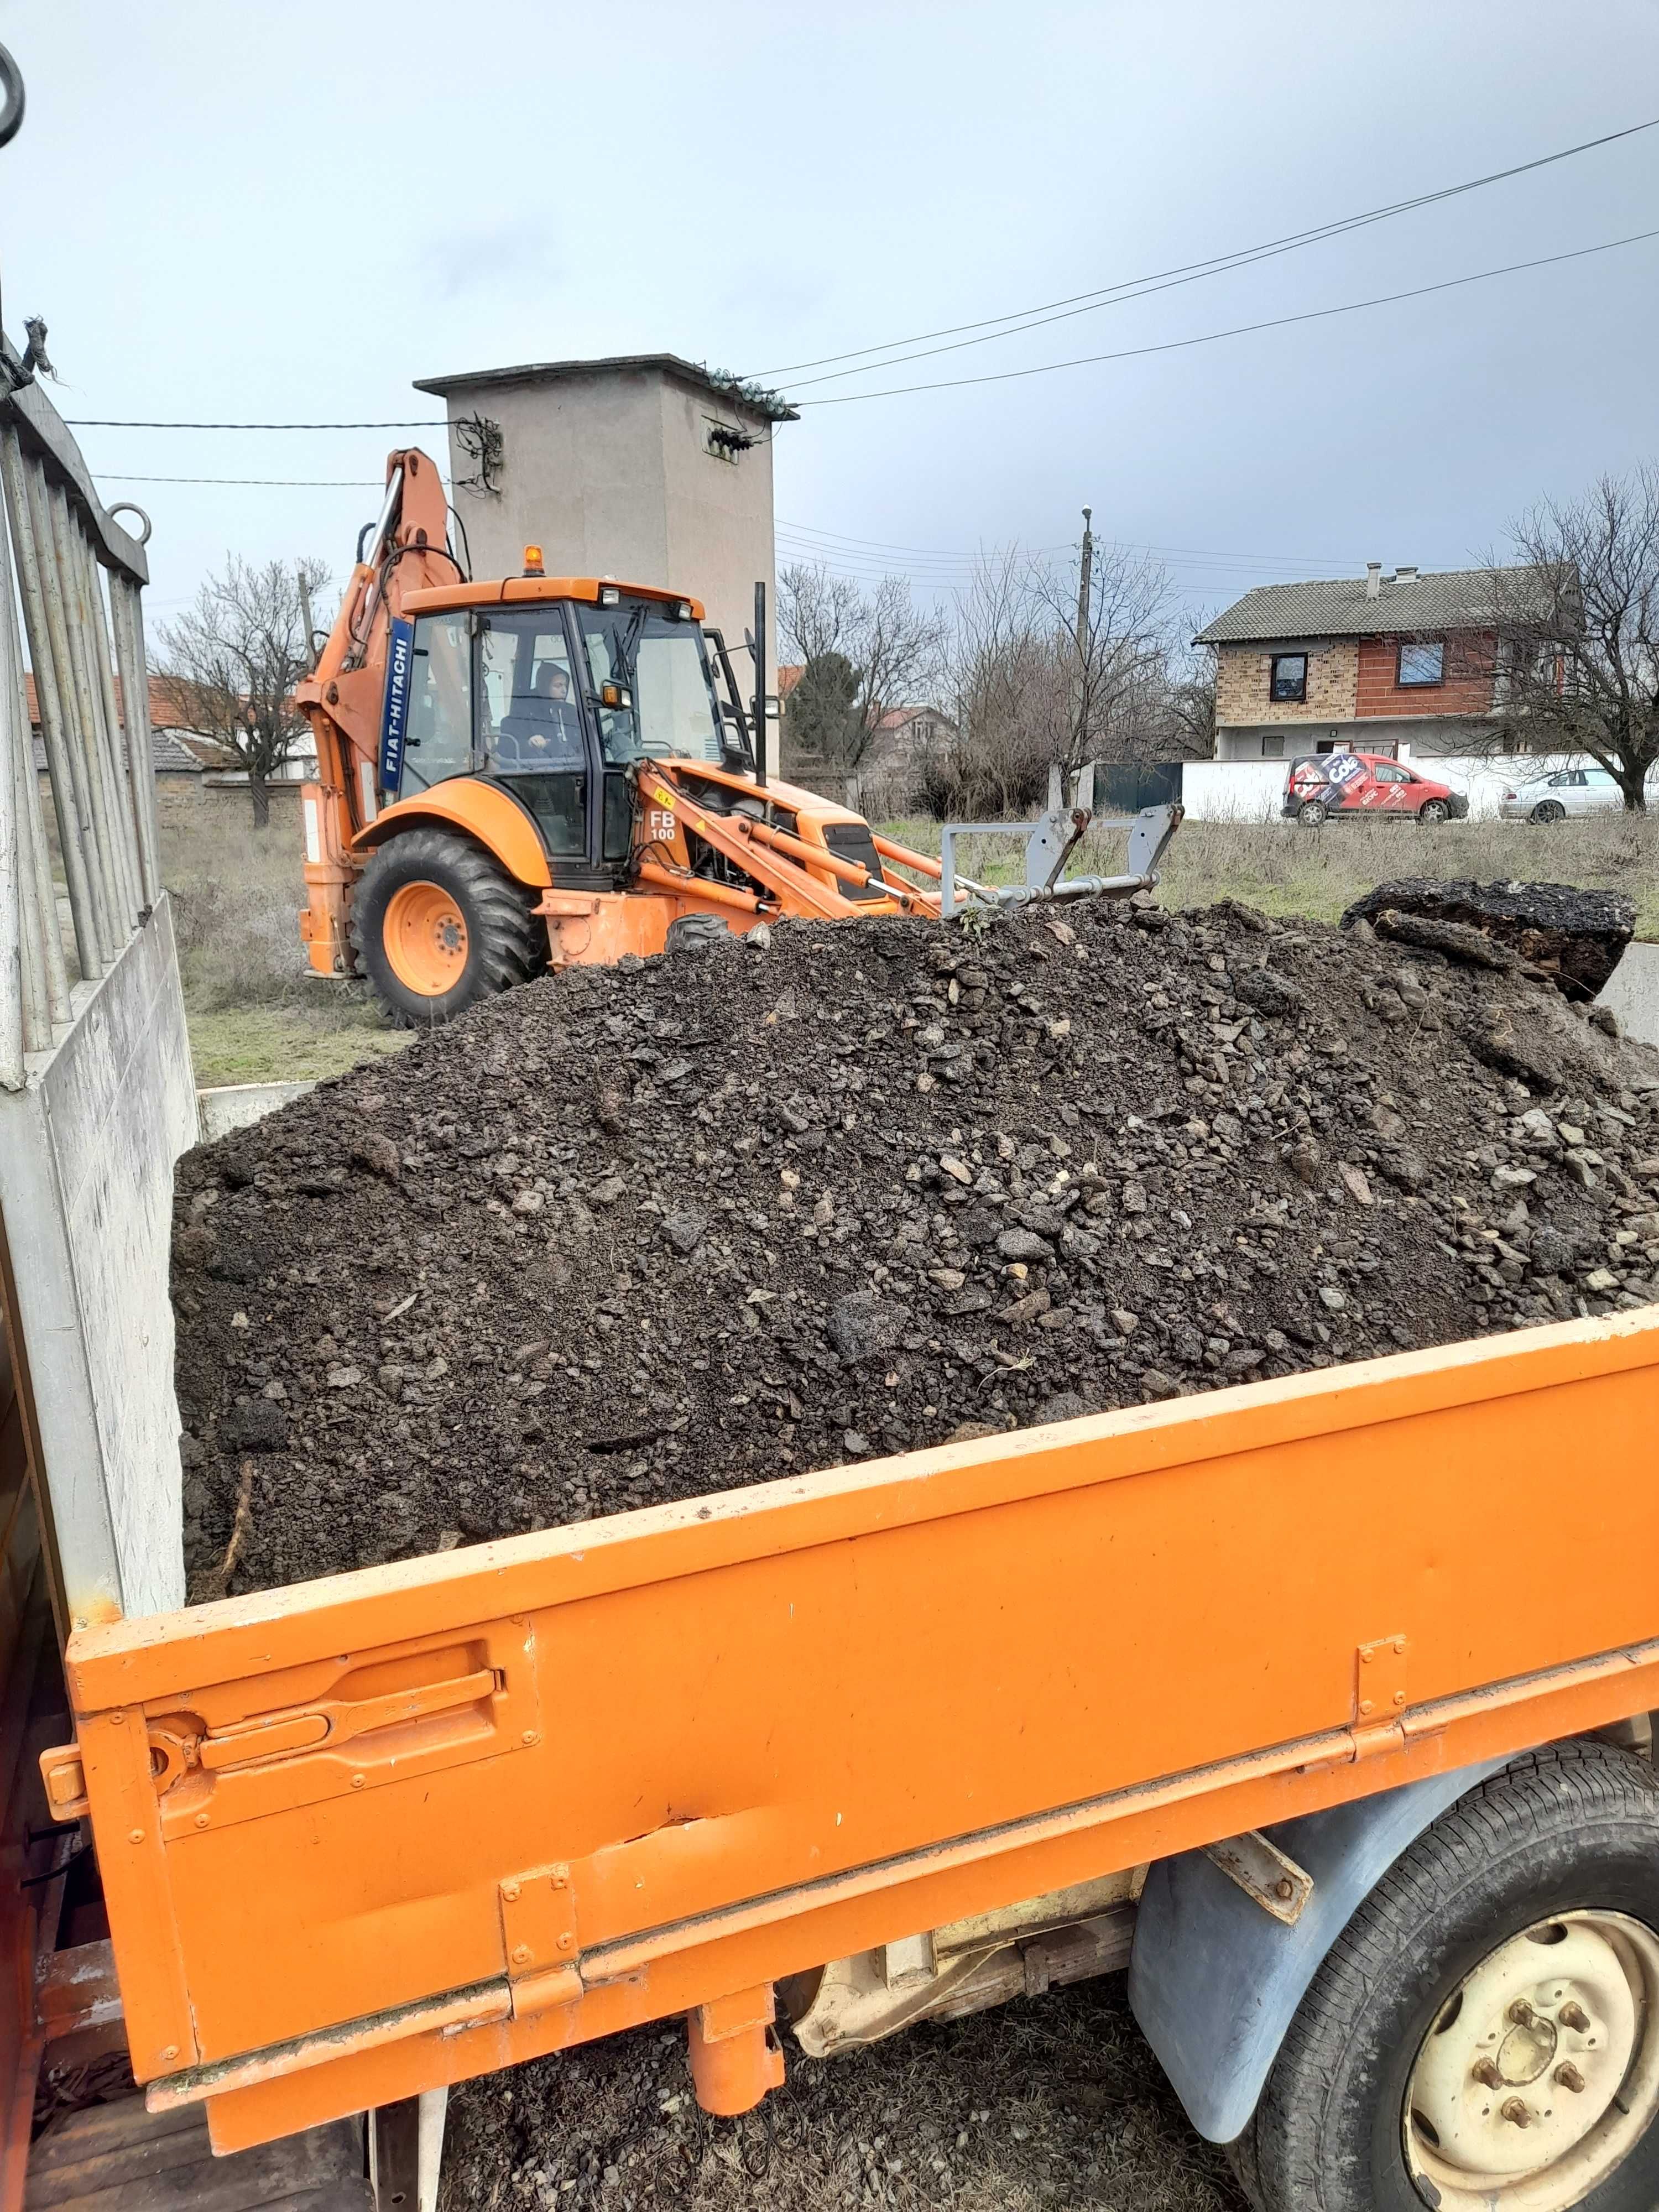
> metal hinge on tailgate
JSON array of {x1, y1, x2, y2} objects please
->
[{"x1": 1348, "y1": 1634, "x2": 1410, "y2": 1759}]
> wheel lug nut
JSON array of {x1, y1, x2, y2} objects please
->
[
  {"x1": 1555, "y1": 2061, "x2": 1587, "y2": 2093},
  {"x1": 1559, "y1": 2001, "x2": 1591, "y2": 2033},
  {"x1": 1507, "y1": 1999, "x2": 1536, "y2": 2027},
  {"x1": 1500, "y1": 2097, "x2": 1533, "y2": 2128},
  {"x1": 1472, "y1": 2058, "x2": 1503, "y2": 2089}
]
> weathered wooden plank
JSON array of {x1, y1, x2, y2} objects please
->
[{"x1": 25, "y1": 2098, "x2": 368, "y2": 2209}]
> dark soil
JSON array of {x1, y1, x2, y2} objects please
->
[
  {"x1": 170, "y1": 896, "x2": 1659, "y2": 2210},
  {"x1": 437, "y1": 1974, "x2": 1245, "y2": 2212},
  {"x1": 173, "y1": 899, "x2": 1659, "y2": 1597}
]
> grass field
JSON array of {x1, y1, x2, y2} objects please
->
[
  {"x1": 161, "y1": 800, "x2": 1659, "y2": 1087},
  {"x1": 161, "y1": 807, "x2": 409, "y2": 1087}
]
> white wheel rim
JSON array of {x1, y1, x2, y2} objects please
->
[{"x1": 1403, "y1": 1912, "x2": 1659, "y2": 2210}]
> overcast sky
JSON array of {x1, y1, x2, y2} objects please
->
[{"x1": 4, "y1": 0, "x2": 1657, "y2": 634}]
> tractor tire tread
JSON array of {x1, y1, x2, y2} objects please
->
[{"x1": 350, "y1": 828, "x2": 541, "y2": 1028}]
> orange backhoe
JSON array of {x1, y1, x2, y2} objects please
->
[
  {"x1": 294, "y1": 449, "x2": 954, "y2": 1025},
  {"x1": 295, "y1": 451, "x2": 1180, "y2": 1025}
]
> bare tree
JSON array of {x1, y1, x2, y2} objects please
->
[
  {"x1": 1489, "y1": 466, "x2": 1659, "y2": 811},
  {"x1": 928, "y1": 547, "x2": 1058, "y2": 815},
  {"x1": 159, "y1": 555, "x2": 330, "y2": 828},
  {"x1": 778, "y1": 563, "x2": 947, "y2": 772},
  {"x1": 1026, "y1": 539, "x2": 1177, "y2": 778}
]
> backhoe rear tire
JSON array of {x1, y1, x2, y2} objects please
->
[{"x1": 351, "y1": 828, "x2": 541, "y2": 1028}]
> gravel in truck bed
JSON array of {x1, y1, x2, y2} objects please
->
[
  {"x1": 169, "y1": 895, "x2": 1659, "y2": 2212},
  {"x1": 173, "y1": 897, "x2": 1659, "y2": 1597}
]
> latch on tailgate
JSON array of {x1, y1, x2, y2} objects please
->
[
  {"x1": 42, "y1": 1623, "x2": 540, "y2": 1838},
  {"x1": 195, "y1": 1665, "x2": 503, "y2": 1773}
]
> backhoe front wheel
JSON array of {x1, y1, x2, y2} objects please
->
[
  {"x1": 351, "y1": 828, "x2": 541, "y2": 1027},
  {"x1": 1234, "y1": 1743, "x2": 1659, "y2": 2212}
]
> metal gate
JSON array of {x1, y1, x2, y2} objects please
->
[{"x1": 0, "y1": 330, "x2": 160, "y2": 1088}]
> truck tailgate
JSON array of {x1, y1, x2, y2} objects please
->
[{"x1": 46, "y1": 1308, "x2": 1659, "y2": 2150}]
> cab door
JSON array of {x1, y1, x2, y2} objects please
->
[{"x1": 475, "y1": 610, "x2": 606, "y2": 881}]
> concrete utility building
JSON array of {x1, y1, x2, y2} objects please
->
[{"x1": 414, "y1": 353, "x2": 794, "y2": 657}]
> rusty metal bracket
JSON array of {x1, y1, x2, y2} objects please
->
[
  {"x1": 1203, "y1": 1830, "x2": 1314, "y2": 1924},
  {"x1": 1350, "y1": 1634, "x2": 1410, "y2": 1759},
  {"x1": 499, "y1": 1864, "x2": 582, "y2": 2020}
]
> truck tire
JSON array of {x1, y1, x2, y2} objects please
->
[
  {"x1": 1297, "y1": 800, "x2": 1328, "y2": 827},
  {"x1": 1234, "y1": 1743, "x2": 1659, "y2": 2212},
  {"x1": 351, "y1": 828, "x2": 541, "y2": 1027}
]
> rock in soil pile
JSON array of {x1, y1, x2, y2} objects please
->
[{"x1": 174, "y1": 896, "x2": 1659, "y2": 1599}]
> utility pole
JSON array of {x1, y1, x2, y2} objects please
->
[
  {"x1": 1076, "y1": 506, "x2": 1094, "y2": 650},
  {"x1": 1072, "y1": 507, "x2": 1095, "y2": 786},
  {"x1": 297, "y1": 564, "x2": 319, "y2": 674}
]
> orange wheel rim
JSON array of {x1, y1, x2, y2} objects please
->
[{"x1": 383, "y1": 881, "x2": 468, "y2": 997}]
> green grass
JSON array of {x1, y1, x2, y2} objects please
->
[
  {"x1": 161, "y1": 805, "x2": 409, "y2": 1087},
  {"x1": 186, "y1": 1002, "x2": 409, "y2": 1087}
]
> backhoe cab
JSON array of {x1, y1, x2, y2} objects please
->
[{"x1": 295, "y1": 451, "x2": 933, "y2": 1026}]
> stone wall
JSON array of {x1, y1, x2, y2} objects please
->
[{"x1": 1214, "y1": 639, "x2": 1358, "y2": 728}]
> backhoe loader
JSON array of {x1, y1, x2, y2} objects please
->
[{"x1": 296, "y1": 452, "x2": 1179, "y2": 1023}]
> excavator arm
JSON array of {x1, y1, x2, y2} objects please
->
[{"x1": 295, "y1": 449, "x2": 459, "y2": 977}]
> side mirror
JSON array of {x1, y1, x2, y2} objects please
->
[
  {"x1": 600, "y1": 681, "x2": 633, "y2": 711},
  {"x1": 764, "y1": 695, "x2": 781, "y2": 722}
]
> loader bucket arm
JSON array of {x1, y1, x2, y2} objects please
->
[{"x1": 293, "y1": 450, "x2": 459, "y2": 978}]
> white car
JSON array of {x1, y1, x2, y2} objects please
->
[{"x1": 1499, "y1": 765, "x2": 1623, "y2": 822}]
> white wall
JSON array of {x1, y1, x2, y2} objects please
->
[
  {"x1": 0, "y1": 901, "x2": 196, "y2": 1623},
  {"x1": 1181, "y1": 759, "x2": 1288, "y2": 821}
]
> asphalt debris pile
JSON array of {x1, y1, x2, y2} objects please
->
[
  {"x1": 174, "y1": 897, "x2": 1659, "y2": 1599},
  {"x1": 1342, "y1": 876, "x2": 1635, "y2": 1000}
]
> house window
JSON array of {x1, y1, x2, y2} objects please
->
[
  {"x1": 1270, "y1": 653, "x2": 1307, "y2": 703},
  {"x1": 1260, "y1": 734, "x2": 1284, "y2": 758},
  {"x1": 1398, "y1": 640, "x2": 1444, "y2": 687}
]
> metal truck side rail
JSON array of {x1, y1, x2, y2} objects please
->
[{"x1": 43, "y1": 1306, "x2": 1659, "y2": 2153}]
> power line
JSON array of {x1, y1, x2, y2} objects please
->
[
  {"x1": 778, "y1": 517, "x2": 1391, "y2": 567},
  {"x1": 101, "y1": 472, "x2": 385, "y2": 486},
  {"x1": 792, "y1": 226, "x2": 1659, "y2": 406},
  {"x1": 752, "y1": 115, "x2": 1659, "y2": 382},
  {"x1": 65, "y1": 416, "x2": 445, "y2": 431}
]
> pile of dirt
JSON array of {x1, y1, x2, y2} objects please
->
[
  {"x1": 173, "y1": 897, "x2": 1659, "y2": 1598},
  {"x1": 436, "y1": 1974, "x2": 1244, "y2": 2212}
]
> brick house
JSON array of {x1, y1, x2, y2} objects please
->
[{"x1": 1195, "y1": 563, "x2": 1552, "y2": 762}]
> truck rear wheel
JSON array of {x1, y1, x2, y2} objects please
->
[
  {"x1": 351, "y1": 828, "x2": 541, "y2": 1027},
  {"x1": 1234, "y1": 1743, "x2": 1659, "y2": 2212}
]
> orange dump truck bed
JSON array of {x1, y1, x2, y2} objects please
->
[{"x1": 43, "y1": 1308, "x2": 1659, "y2": 2158}]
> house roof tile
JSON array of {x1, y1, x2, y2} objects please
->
[{"x1": 1194, "y1": 563, "x2": 1554, "y2": 644}]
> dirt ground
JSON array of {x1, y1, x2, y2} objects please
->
[{"x1": 440, "y1": 1975, "x2": 1245, "y2": 2212}]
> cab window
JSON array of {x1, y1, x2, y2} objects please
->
[
  {"x1": 575, "y1": 601, "x2": 724, "y2": 764},
  {"x1": 403, "y1": 611, "x2": 473, "y2": 791},
  {"x1": 478, "y1": 615, "x2": 585, "y2": 772}
]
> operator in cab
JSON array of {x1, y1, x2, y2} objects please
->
[{"x1": 517, "y1": 661, "x2": 584, "y2": 760}]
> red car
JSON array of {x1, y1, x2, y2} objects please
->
[{"x1": 1282, "y1": 752, "x2": 1468, "y2": 827}]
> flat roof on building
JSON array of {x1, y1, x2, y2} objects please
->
[{"x1": 414, "y1": 353, "x2": 798, "y2": 421}]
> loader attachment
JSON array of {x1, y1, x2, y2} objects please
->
[{"x1": 43, "y1": 1308, "x2": 1659, "y2": 2154}]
